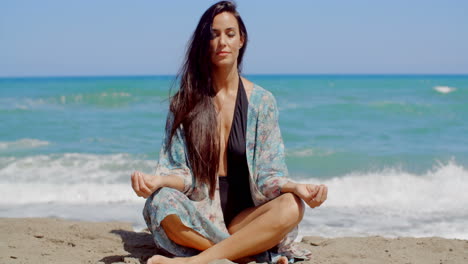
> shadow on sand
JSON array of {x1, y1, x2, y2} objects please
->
[{"x1": 99, "y1": 229, "x2": 164, "y2": 264}]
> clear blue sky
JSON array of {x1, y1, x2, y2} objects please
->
[{"x1": 1, "y1": 0, "x2": 467, "y2": 77}]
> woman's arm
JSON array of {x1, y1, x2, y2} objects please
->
[
  {"x1": 160, "y1": 174, "x2": 185, "y2": 191},
  {"x1": 154, "y1": 112, "x2": 195, "y2": 195},
  {"x1": 131, "y1": 171, "x2": 186, "y2": 198},
  {"x1": 254, "y1": 90, "x2": 328, "y2": 207},
  {"x1": 281, "y1": 181, "x2": 328, "y2": 208},
  {"x1": 280, "y1": 181, "x2": 298, "y2": 194},
  {"x1": 254, "y1": 92, "x2": 290, "y2": 200}
]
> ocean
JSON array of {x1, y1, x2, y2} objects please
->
[{"x1": 1, "y1": 74, "x2": 467, "y2": 240}]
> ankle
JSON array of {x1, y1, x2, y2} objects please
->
[
  {"x1": 187, "y1": 254, "x2": 221, "y2": 264},
  {"x1": 185, "y1": 256, "x2": 203, "y2": 264}
]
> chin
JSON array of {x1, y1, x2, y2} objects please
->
[{"x1": 213, "y1": 59, "x2": 236, "y2": 68}]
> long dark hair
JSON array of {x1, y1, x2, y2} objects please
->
[{"x1": 166, "y1": 1, "x2": 248, "y2": 199}]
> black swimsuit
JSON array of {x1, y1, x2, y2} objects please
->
[{"x1": 219, "y1": 77, "x2": 254, "y2": 226}]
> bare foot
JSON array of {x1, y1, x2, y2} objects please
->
[
  {"x1": 147, "y1": 255, "x2": 193, "y2": 264},
  {"x1": 277, "y1": 256, "x2": 288, "y2": 264},
  {"x1": 147, "y1": 254, "x2": 289, "y2": 264}
]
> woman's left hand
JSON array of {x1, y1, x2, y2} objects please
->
[
  {"x1": 131, "y1": 171, "x2": 163, "y2": 198},
  {"x1": 293, "y1": 183, "x2": 328, "y2": 208}
]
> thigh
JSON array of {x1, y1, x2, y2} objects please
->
[
  {"x1": 227, "y1": 193, "x2": 297, "y2": 234},
  {"x1": 160, "y1": 214, "x2": 215, "y2": 251}
]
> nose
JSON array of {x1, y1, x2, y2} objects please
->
[{"x1": 218, "y1": 33, "x2": 227, "y2": 46}]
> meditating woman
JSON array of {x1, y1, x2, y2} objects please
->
[{"x1": 131, "y1": 1, "x2": 328, "y2": 263}]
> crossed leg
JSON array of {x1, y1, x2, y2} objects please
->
[{"x1": 148, "y1": 193, "x2": 304, "y2": 264}]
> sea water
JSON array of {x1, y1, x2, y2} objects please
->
[{"x1": 1, "y1": 75, "x2": 467, "y2": 239}]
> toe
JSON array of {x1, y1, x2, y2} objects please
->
[
  {"x1": 278, "y1": 256, "x2": 289, "y2": 264},
  {"x1": 147, "y1": 255, "x2": 166, "y2": 264}
]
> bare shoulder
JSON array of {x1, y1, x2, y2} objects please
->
[
  {"x1": 241, "y1": 77, "x2": 254, "y2": 93},
  {"x1": 240, "y1": 76, "x2": 255, "y2": 101},
  {"x1": 240, "y1": 76, "x2": 277, "y2": 106}
]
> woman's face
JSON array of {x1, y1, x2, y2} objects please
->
[{"x1": 210, "y1": 12, "x2": 244, "y2": 69}]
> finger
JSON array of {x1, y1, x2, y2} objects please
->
[
  {"x1": 315, "y1": 185, "x2": 324, "y2": 202},
  {"x1": 301, "y1": 185, "x2": 313, "y2": 201},
  {"x1": 131, "y1": 173, "x2": 136, "y2": 190},
  {"x1": 138, "y1": 173, "x2": 149, "y2": 197},
  {"x1": 309, "y1": 185, "x2": 319, "y2": 199},
  {"x1": 311, "y1": 198, "x2": 323, "y2": 208},
  {"x1": 307, "y1": 200, "x2": 318, "y2": 208},
  {"x1": 136, "y1": 172, "x2": 148, "y2": 197},
  {"x1": 140, "y1": 177, "x2": 152, "y2": 198},
  {"x1": 315, "y1": 185, "x2": 323, "y2": 202},
  {"x1": 319, "y1": 185, "x2": 327, "y2": 202},
  {"x1": 133, "y1": 172, "x2": 141, "y2": 195},
  {"x1": 322, "y1": 185, "x2": 328, "y2": 202},
  {"x1": 307, "y1": 184, "x2": 319, "y2": 198}
]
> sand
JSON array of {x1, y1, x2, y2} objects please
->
[{"x1": 1, "y1": 218, "x2": 467, "y2": 264}]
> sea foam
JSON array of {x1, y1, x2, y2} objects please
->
[
  {"x1": 1, "y1": 153, "x2": 467, "y2": 239},
  {"x1": 433, "y1": 86, "x2": 456, "y2": 94},
  {"x1": 1, "y1": 153, "x2": 467, "y2": 212},
  {"x1": 0, "y1": 153, "x2": 155, "y2": 204},
  {"x1": 302, "y1": 160, "x2": 468, "y2": 213},
  {"x1": 0, "y1": 138, "x2": 50, "y2": 151},
  {"x1": 298, "y1": 160, "x2": 468, "y2": 239},
  {"x1": 0, "y1": 153, "x2": 155, "y2": 184}
]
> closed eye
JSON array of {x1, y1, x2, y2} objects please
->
[{"x1": 211, "y1": 27, "x2": 237, "y2": 39}]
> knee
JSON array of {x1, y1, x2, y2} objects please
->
[
  {"x1": 275, "y1": 193, "x2": 305, "y2": 229},
  {"x1": 161, "y1": 215, "x2": 200, "y2": 247},
  {"x1": 160, "y1": 214, "x2": 185, "y2": 235}
]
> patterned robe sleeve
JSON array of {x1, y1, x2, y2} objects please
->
[
  {"x1": 154, "y1": 111, "x2": 195, "y2": 196},
  {"x1": 255, "y1": 92, "x2": 290, "y2": 200}
]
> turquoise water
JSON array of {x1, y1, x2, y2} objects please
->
[
  {"x1": 1, "y1": 75, "x2": 467, "y2": 176},
  {"x1": 1, "y1": 75, "x2": 468, "y2": 238}
]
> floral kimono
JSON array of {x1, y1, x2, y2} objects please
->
[{"x1": 143, "y1": 84, "x2": 312, "y2": 262}]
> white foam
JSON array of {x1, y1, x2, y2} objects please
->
[
  {"x1": 0, "y1": 92, "x2": 134, "y2": 110},
  {"x1": 0, "y1": 153, "x2": 157, "y2": 205},
  {"x1": 100, "y1": 92, "x2": 131, "y2": 97},
  {"x1": 0, "y1": 138, "x2": 50, "y2": 150},
  {"x1": 0, "y1": 98, "x2": 32, "y2": 110},
  {"x1": 0, "y1": 183, "x2": 142, "y2": 204},
  {"x1": 301, "y1": 160, "x2": 468, "y2": 213},
  {"x1": 299, "y1": 205, "x2": 468, "y2": 239},
  {"x1": 287, "y1": 147, "x2": 333, "y2": 157},
  {"x1": 2, "y1": 154, "x2": 467, "y2": 210},
  {"x1": 296, "y1": 160, "x2": 468, "y2": 239},
  {"x1": 1, "y1": 154, "x2": 468, "y2": 238},
  {"x1": 288, "y1": 149, "x2": 314, "y2": 157},
  {"x1": 0, "y1": 97, "x2": 58, "y2": 110},
  {"x1": 279, "y1": 102, "x2": 299, "y2": 110},
  {"x1": 0, "y1": 151, "x2": 468, "y2": 239},
  {"x1": 434, "y1": 86, "x2": 456, "y2": 94},
  {"x1": 0, "y1": 153, "x2": 156, "y2": 184}
]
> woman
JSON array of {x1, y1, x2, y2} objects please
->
[{"x1": 131, "y1": 1, "x2": 328, "y2": 264}]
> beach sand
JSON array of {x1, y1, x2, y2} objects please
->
[{"x1": 1, "y1": 218, "x2": 467, "y2": 264}]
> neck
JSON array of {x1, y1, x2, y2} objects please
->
[{"x1": 212, "y1": 63, "x2": 239, "y2": 94}]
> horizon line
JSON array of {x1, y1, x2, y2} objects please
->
[{"x1": 1, "y1": 73, "x2": 468, "y2": 79}]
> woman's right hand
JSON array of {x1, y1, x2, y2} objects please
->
[
  {"x1": 293, "y1": 183, "x2": 328, "y2": 209},
  {"x1": 131, "y1": 171, "x2": 164, "y2": 198}
]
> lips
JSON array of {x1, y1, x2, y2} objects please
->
[{"x1": 216, "y1": 51, "x2": 230, "y2": 56}]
